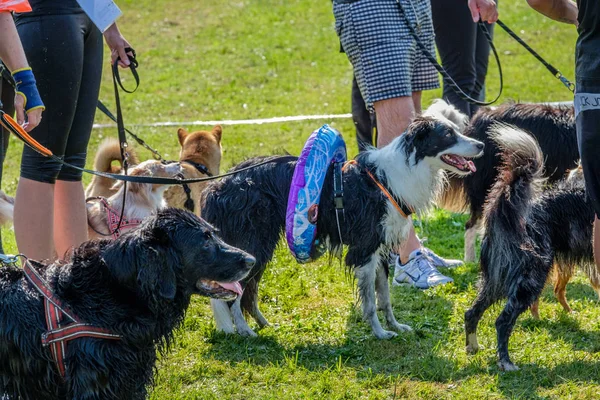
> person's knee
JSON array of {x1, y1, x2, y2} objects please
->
[
  {"x1": 56, "y1": 152, "x2": 86, "y2": 182},
  {"x1": 20, "y1": 152, "x2": 62, "y2": 184}
]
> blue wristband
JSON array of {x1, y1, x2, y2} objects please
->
[{"x1": 12, "y1": 68, "x2": 45, "y2": 112}]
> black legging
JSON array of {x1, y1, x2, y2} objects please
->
[
  {"x1": 15, "y1": 11, "x2": 103, "y2": 183},
  {"x1": 430, "y1": 0, "x2": 496, "y2": 117}
]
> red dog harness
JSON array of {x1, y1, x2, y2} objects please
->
[
  {"x1": 99, "y1": 197, "x2": 142, "y2": 239},
  {"x1": 23, "y1": 260, "x2": 121, "y2": 379}
]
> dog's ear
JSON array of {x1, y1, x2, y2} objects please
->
[
  {"x1": 409, "y1": 118, "x2": 435, "y2": 141},
  {"x1": 137, "y1": 246, "x2": 177, "y2": 300},
  {"x1": 211, "y1": 125, "x2": 222, "y2": 143},
  {"x1": 103, "y1": 227, "x2": 178, "y2": 300},
  {"x1": 102, "y1": 238, "x2": 141, "y2": 288},
  {"x1": 177, "y1": 128, "x2": 189, "y2": 146}
]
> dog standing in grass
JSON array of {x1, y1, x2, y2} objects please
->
[
  {"x1": 202, "y1": 116, "x2": 484, "y2": 339},
  {"x1": 464, "y1": 124, "x2": 598, "y2": 371}
]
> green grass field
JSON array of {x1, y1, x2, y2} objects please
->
[{"x1": 4, "y1": 0, "x2": 597, "y2": 398}]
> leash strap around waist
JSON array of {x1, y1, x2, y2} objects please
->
[
  {"x1": 23, "y1": 260, "x2": 121, "y2": 379},
  {"x1": 343, "y1": 160, "x2": 414, "y2": 219},
  {"x1": 395, "y1": 0, "x2": 503, "y2": 106},
  {"x1": 496, "y1": 19, "x2": 575, "y2": 93}
]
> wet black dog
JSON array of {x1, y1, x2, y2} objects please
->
[{"x1": 0, "y1": 208, "x2": 254, "y2": 399}]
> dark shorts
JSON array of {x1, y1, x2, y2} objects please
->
[
  {"x1": 575, "y1": 79, "x2": 600, "y2": 218},
  {"x1": 334, "y1": 0, "x2": 439, "y2": 110},
  {"x1": 15, "y1": 12, "x2": 103, "y2": 183}
]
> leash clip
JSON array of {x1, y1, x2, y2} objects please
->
[
  {"x1": 556, "y1": 74, "x2": 575, "y2": 93},
  {"x1": 0, "y1": 253, "x2": 19, "y2": 265}
]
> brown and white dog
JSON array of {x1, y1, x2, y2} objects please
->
[
  {"x1": 86, "y1": 159, "x2": 182, "y2": 240},
  {"x1": 85, "y1": 126, "x2": 222, "y2": 216}
]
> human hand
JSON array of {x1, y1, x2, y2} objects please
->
[
  {"x1": 14, "y1": 94, "x2": 42, "y2": 132},
  {"x1": 103, "y1": 23, "x2": 133, "y2": 68},
  {"x1": 467, "y1": 0, "x2": 499, "y2": 23},
  {"x1": 12, "y1": 68, "x2": 44, "y2": 132}
]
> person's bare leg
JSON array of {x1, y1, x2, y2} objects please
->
[
  {"x1": 14, "y1": 178, "x2": 54, "y2": 260},
  {"x1": 374, "y1": 95, "x2": 421, "y2": 263},
  {"x1": 412, "y1": 91, "x2": 423, "y2": 114},
  {"x1": 594, "y1": 217, "x2": 600, "y2": 269},
  {"x1": 54, "y1": 180, "x2": 88, "y2": 259},
  {"x1": 374, "y1": 96, "x2": 416, "y2": 148}
]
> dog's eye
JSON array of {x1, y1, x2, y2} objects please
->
[
  {"x1": 445, "y1": 131, "x2": 453, "y2": 138},
  {"x1": 204, "y1": 231, "x2": 212, "y2": 240}
]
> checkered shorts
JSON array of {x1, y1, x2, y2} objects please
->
[{"x1": 334, "y1": 0, "x2": 439, "y2": 109}]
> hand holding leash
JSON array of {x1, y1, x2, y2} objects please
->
[
  {"x1": 467, "y1": 0, "x2": 498, "y2": 23},
  {"x1": 103, "y1": 23, "x2": 134, "y2": 68}
]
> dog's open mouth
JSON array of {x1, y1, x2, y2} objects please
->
[
  {"x1": 441, "y1": 154, "x2": 476, "y2": 173},
  {"x1": 195, "y1": 279, "x2": 243, "y2": 300}
]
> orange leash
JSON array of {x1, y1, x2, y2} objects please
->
[
  {"x1": 343, "y1": 160, "x2": 414, "y2": 219},
  {"x1": 0, "y1": 111, "x2": 52, "y2": 157}
]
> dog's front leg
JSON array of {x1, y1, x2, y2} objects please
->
[
  {"x1": 355, "y1": 254, "x2": 397, "y2": 339},
  {"x1": 375, "y1": 263, "x2": 412, "y2": 332},
  {"x1": 231, "y1": 295, "x2": 258, "y2": 337}
]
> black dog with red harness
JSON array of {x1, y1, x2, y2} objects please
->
[{"x1": 0, "y1": 208, "x2": 255, "y2": 400}]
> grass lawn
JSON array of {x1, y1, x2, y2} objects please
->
[{"x1": 3, "y1": 0, "x2": 596, "y2": 398}]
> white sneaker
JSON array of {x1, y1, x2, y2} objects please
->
[
  {"x1": 422, "y1": 247, "x2": 464, "y2": 269},
  {"x1": 393, "y1": 250, "x2": 454, "y2": 289}
]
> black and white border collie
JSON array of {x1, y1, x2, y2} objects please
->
[
  {"x1": 432, "y1": 101, "x2": 579, "y2": 262},
  {"x1": 201, "y1": 116, "x2": 484, "y2": 339},
  {"x1": 464, "y1": 124, "x2": 597, "y2": 371}
]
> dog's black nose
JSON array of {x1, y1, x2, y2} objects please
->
[
  {"x1": 476, "y1": 142, "x2": 485, "y2": 151},
  {"x1": 244, "y1": 255, "x2": 256, "y2": 268}
]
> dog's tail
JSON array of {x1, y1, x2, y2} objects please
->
[
  {"x1": 481, "y1": 123, "x2": 544, "y2": 292},
  {"x1": 93, "y1": 138, "x2": 140, "y2": 173}
]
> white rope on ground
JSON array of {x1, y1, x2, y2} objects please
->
[{"x1": 92, "y1": 101, "x2": 573, "y2": 129}]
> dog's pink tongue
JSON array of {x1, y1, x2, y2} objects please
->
[
  {"x1": 467, "y1": 160, "x2": 476, "y2": 173},
  {"x1": 217, "y1": 281, "x2": 243, "y2": 296}
]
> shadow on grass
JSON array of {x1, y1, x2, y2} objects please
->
[{"x1": 204, "y1": 282, "x2": 466, "y2": 380}]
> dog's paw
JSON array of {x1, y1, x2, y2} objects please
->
[
  {"x1": 497, "y1": 360, "x2": 519, "y2": 372},
  {"x1": 389, "y1": 322, "x2": 413, "y2": 332},
  {"x1": 465, "y1": 343, "x2": 480, "y2": 354},
  {"x1": 374, "y1": 329, "x2": 398, "y2": 340},
  {"x1": 236, "y1": 326, "x2": 258, "y2": 337}
]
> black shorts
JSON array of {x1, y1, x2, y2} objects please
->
[{"x1": 15, "y1": 12, "x2": 103, "y2": 183}]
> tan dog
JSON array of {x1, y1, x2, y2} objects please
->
[
  {"x1": 163, "y1": 126, "x2": 222, "y2": 216},
  {"x1": 86, "y1": 160, "x2": 182, "y2": 240},
  {"x1": 85, "y1": 126, "x2": 222, "y2": 216}
]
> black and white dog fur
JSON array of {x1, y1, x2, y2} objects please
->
[
  {"x1": 201, "y1": 116, "x2": 484, "y2": 339},
  {"x1": 433, "y1": 102, "x2": 579, "y2": 262},
  {"x1": 464, "y1": 124, "x2": 597, "y2": 371}
]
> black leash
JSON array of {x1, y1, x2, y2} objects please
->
[
  {"x1": 396, "y1": 0, "x2": 503, "y2": 106},
  {"x1": 110, "y1": 48, "x2": 139, "y2": 236},
  {"x1": 496, "y1": 19, "x2": 575, "y2": 93},
  {"x1": 96, "y1": 100, "x2": 163, "y2": 160}
]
